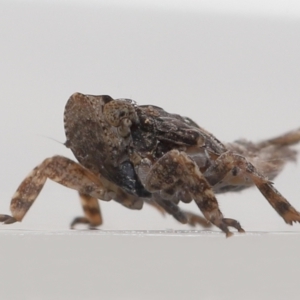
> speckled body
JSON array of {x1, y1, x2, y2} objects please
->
[
  {"x1": 1, "y1": 92, "x2": 300, "y2": 236},
  {"x1": 64, "y1": 94, "x2": 149, "y2": 197}
]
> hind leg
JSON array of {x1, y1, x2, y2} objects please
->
[
  {"x1": 204, "y1": 151, "x2": 300, "y2": 225},
  {"x1": 257, "y1": 127, "x2": 300, "y2": 148}
]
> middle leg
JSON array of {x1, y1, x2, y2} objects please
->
[{"x1": 144, "y1": 150, "x2": 244, "y2": 236}]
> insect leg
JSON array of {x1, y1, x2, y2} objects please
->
[
  {"x1": 70, "y1": 193, "x2": 102, "y2": 229},
  {"x1": 144, "y1": 150, "x2": 244, "y2": 236},
  {"x1": 0, "y1": 156, "x2": 109, "y2": 225},
  {"x1": 251, "y1": 176, "x2": 300, "y2": 224},
  {"x1": 135, "y1": 156, "x2": 211, "y2": 227},
  {"x1": 150, "y1": 193, "x2": 212, "y2": 228},
  {"x1": 204, "y1": 151, "x2": 300, "y2": 224},
  {"x1": 257, "y1": 127, "x2": 300, "y2": 148},
  {"x1": 183, "y1": 211, "x2": 213, "y2": 228},
  {"x1": 152, "y1": 193, "x2": 188, "y2": 224}
]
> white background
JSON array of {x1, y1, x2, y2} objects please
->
[{"x1": 0, "y1": 1, "x2": 300, "y2": 299}]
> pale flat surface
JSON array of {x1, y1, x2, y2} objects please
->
[{"x1": 1, "y1": 230, "x2": 300, "y2": 300}]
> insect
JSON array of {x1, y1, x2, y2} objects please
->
[{"x1": 1, "y1": 93, "x2": 300, "y2": 237}]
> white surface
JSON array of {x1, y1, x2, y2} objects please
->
[
  {"x1": 1, "y1": 230, "x2": 300, "y2": 300},
  {"x1": 0, "y1": 1, "x2": 300, "y2": 299}
]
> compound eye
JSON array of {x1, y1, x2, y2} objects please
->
[
  {"x1": 119, "y1": 111, "x2": 126, "y2": 118},
  {"x1": 103, "y1": 100, "x2": 138, "y2": 127}
]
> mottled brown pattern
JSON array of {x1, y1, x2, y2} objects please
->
[
  {"x1": 77, "y1": 193, "x2": 102, "y2": 227},
  {"x1": 1, "y1": 92, "x2": 300, "y2": 236},
  {"x1": 252, "y1": 179, "x2": 300, "y2": 225}
]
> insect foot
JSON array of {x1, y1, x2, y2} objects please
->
[{"x1": 0, "y1": 215, "x2": 17, "y2": 224}]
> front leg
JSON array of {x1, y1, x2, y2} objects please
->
[
  {"x1": 70, "y1": 193, "x2": 102, "y2": 229},
  {"x1": 144, "y1": 150, "x2": 244, "y2": 237},
  {"x1": 0, "y1": 156, "x2": 110, "y2": 226}
]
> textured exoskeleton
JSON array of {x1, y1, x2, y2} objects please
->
[{"x1": 1, "y1": 93, "x2": 300, "y2": 237}]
